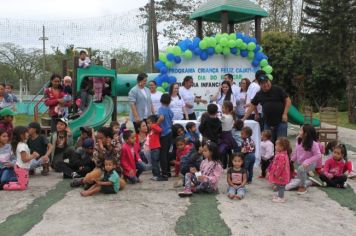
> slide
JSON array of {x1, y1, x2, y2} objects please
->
[
  {"x1": 69, "y1": 96, "x2": 114, "y2": 139},
  {"x1": 288, "y1": 105, "x2": 320, "y2": 127}
]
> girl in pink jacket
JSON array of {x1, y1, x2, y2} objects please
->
[
  {"x1": 269, "y1": 137, "x2": 291, "y2": 203},
  {"x1": 319, "y1": 144, "x2": 347, "y2": 188}
]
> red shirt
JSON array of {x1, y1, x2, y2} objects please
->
[
  {"x1": 323, "y1": 157, "x2": 345, "y2": 178},
  {"x1": 120, "y1": 142, "x2": 141, "y2": 177},
  {"x1": 148, "y1": 124, "x2": 161, "y2": 150},
  {"x1": 44, "y1": 87, "x2": 72, "y2": 117}
]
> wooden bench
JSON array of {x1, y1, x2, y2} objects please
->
[{"x1": 316, "y1": 107, "x2": 338, "y2": 144}]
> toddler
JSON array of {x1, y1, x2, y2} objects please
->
[
  {"x1": 78, "y1": 50, "x2": 91, "y2": 68},
  {"x1": 227, "y1": 153, "x2": 247, "y2": 200},
  {"x1": 174, "y1": 137, "x2": 193, "y2": 177},
  {"x1": 259, "y1": 130, "x2": 274, "y2": 178},
  {"x1": 241, "y1": 126, "x2": 255, "y2": 183}
]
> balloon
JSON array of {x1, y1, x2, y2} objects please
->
[
  {"x1": 215, "y1": 45, "x2": 223, "y2": 54},
  {"x1": 165, "y1": 61, "x2": 173, "y2": 68},
  {"x1": 215, "y1": 33, "x2": 222, "y2": 42},
  {"x1": 187, "y1": 43, "x2": 195, "y2": 51},
  {"x1": 250, "y1": 37, "x2": 257, "y2": 43},
  {"x1": 228, "y1": 40, "x2": 236, "y2": 48},
  {"x1": 168, "y1": 76, "x2": 177, "y2": 84},
  {"x1": 230, "y1": 48, "x2": 238, "y2": 54},
  {"x1": 209, "y1": 37, "x2": 217, "y2": 47},
  {"x1": 229, "y1": 33, "x2": 236, "y2": 40},
  {"x1": 235, "y1": 39, "x2": 243, "y2": 48},
  {"x1": 173, "y1": 46, "x2": 182, "y2": 56},
  {"x1": 193, "y1": 37, "x2": 201, "y2": 48},
  {"x1": 185, "y1": 39, "x2": 193, "y2": 50},
  {"x1": 252, "y1": 60, "x2": 260, "y2": 67},
  {"x1": 154, "y1": 61, "x2": 165, "y2": 70},
  {"x1": 199, "y1": 40, "x2": 208, "y2": 50},
  {"x1": 155, "y1": 76, "x2": 163, "y2": 86},
  {"x1": 236, "y1": 32, "x2": 244, "y2": 39},
  {"x1": 207, "y1": 47, "x2": 215, "y2": 55},
  {"x1": 160, "y1": 66, "x2": 168, "y2": 74},
  {"x1": 161, "y1": 75, "x2": 169, "y2": 83},
  {"x1": 174, "y1": 56, "x2": 181, "y2": 64},
  {"x1": 166, "y1": 46, "x2": 174, "y2": 54},
  {"x1": 167, "y1": 53, "x2": 175, "y2": 61},
  {"x1": 240, "y1": 43, "x2": 247, "y2": 50},
  {"x1": 159, "y1": 53, "x2": 167, "y2": 62},
  {"x1": 248, "y1": 51, "x2": 255, "y2": 59},
  {"x1": 247, "y1": 42, "x2": 256, "y2": 51},
  {"x1": 200, "y1": 51, "x2": 208, "y2": 60},
  {"x1": 255, "y1": 52, "x2": 264, "y2": 61},
  {"x1": 260, "y1": 59, "x2": 268, "y2": 67},
  {"x1": 220, "y1": 37, "x2": 228, "y2": 47},
  {"x1": 162, "y1": 82, "x2": 169, "y2": 89},
  {"x1": 157, "y1": 87, "x2": 165, "y2": 93},
  {"x1": 223, "y1": 47, "x2": 230, "y2": 55},
  {"x1": 193, "y1": 47, "x2": 202, "y2": 56},
  {"x1": 240, "y1": 50, "x2": 248, "y2": 57},
  {"x1": 222, "y1": 33, "x2": 229, "y2": 38},
  {"x1": 259, "y1": 46, "x2": 263, "y2": 52},
  {"x1": 254, "y1": 45, "x2": 261, "y2": 53},
  {"x1": 184, "y1": 50, "x2": 193, "y2": 59},
  {"x1": 263, "y1": 65, "x2": 273, "y2": 74},
  {"x1": 267, "y1": 74, "x2": 273, "y2": 80},
  {"x1": 178, "y1": 41, "x2": 187, "y2": 52}
]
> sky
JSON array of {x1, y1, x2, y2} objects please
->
[{"x1": 0, "y1": 0, "x2": 150, "y2": 20}]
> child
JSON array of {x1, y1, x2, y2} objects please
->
[
  {"x1": 110, "y1": 119, "x2": 128, "y2": 143},
  {"x1": 259, "y1": 130, "x2": 274, "y2": 178},
  {"x1": 184, "y1": 122, "x2": 200, "y2": 148},
  {"x1": 219, "y1": 101, "x2": 238, "y2": 169},
  {"x1": 174, "y1": 137, "x2": 193, "y2": 177},
  {"x1": 54, "y1": 76, "x2": 72, "y2": 118},
  {"x1": 5, "y1": 84, "x2": 18, "y2": 103},
  {"x1": 241, "y1": 126, "x2": 255, "y2": 183},
  {"x1": 291, "y1": 124, "x2": 321, "y2": 194},
  {"x1": 27, "y1": 122, "x2": 53, "y2": 176},
  {"x1": 178, "y1": 141, "x2": 223, "y2": 197},
  {"x1": 227, "y1": 153, "x2": 247, "y2": 200},
  {"x1": 3, "y1": 126, "x2": 40, "y2": 190},
  {"x1": 80, "y1": 157, "x2": 119, "y2": 196},
  {"x1": 232, "y1": 119, "x2": 244, "y2": 151},
  {"x1": 0, "y1": 108, "x2": 15, "y2": 141},
  {"x1": 75, "y1": 126, "x2": 93, "y2": 150},
  {"x1": 93, "y1": 77, "x2": 105, "y2": 103},
  {"x1": 78, "y1": 50, "x2": 91, "y2": 68},
  {"x1": 120, "y1": 130, "x2": 145, "y2": 184},
  {"x1": 0, "y1": 128, "x2": 15, "y2": 189},
  {"x1": 146, "y1": 115, "x2": 163, "y2": 181},
  {"x1": 268, "y1": 137, "x2": 291, "y2": 203},
  {"x1": 198, "y1": 104, "x2": 222, "y2": 144},
  {"x1": 319, "y1": 144, "x2": 347, "y2": 188},
  {"x1": 157, "y1": 94, "x2": 174, "y2": 180}
]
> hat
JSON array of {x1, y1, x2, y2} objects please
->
[
  {"x1": 256, "y1": 74, "x2": 269, "y2": 83},
  {"x1": 56, "y1": 117, "x2": 69, "y2": 126},
  {"x1": 0, "y1": 108, "x2": 16, "y2": 117},
  {"x1": 80, "y1": 126, "x2": 92, "y2": 135},
  {"x1": 28, "y1": 122, "x2": 41, "y2": 133},
  {"x1": 82, "y1": 138, "x2": 94, "y2": 148}
]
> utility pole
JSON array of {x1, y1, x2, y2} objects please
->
[
  {"x1": 147, "y1": 1, "x2": 153, "y2": 72},
  {"x1": 151, "y1": 0, "x2": 159, "y2": 69},
  {"x1": 39, "y1": 25, "x2": 48, "y2": 77}
]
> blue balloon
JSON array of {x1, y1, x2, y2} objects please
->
[
  {"x1": 174, "y1": 56, "x2": 181, "y2": 64},
  {"x1": 178, "y1": 41, "x2": 187, "y2": 52},
  {"x1": 252, "y1": 60, "x2": 260, "y2": 67},
  {"x1": 242, "y1": 36, "x2": 250, "y2": 43},
  {"x1": 187, "y1": 43, "x2": 195, "y2": 51},
  {"x1": 155, "y1": 76, "x2": 163, "y2": 86},
  {"x1": 230, "y1": 48, "x2": 238, "y2": 54},
  {"x1": 255, "y1": 52, "x2": 264, "y2": 61},
  {"x1": 236, "y1": 32, "x2": 244, "y2": 39},
  {"x1": 250, "y1": 37, "x2": 257, "y2": 43},
  {"x1": 185, "y1": 39, "x2": 193, "y2": 50},
  {"x1": 254, "y1": 45, "x2": 261, "y2": 53},
  {"x1": 200, "y1": 51, "x2": 208, "y2": 60},
  {"x1": 161, "y1": 75, "x2": 169, "y2": 83},
  {"x1": 240, "y1": 50, "x2": 248, "y2": 57},
  {"x1": 167, "y1": 53, "x2": 175, "y2": 61},
  {"x1": 262, "y1": 55, "x2": 268, "y2": 60},
  {"x1": 193, "y1": 47, "x2": 202, "y2": 56},
  {"x1": 207, "y1": 47, "x2": 215, "y2": 55},
  {"x1": 168, "y1": 76, "x2": 177, "y2": 84},
  {"x1": 154, "y1": 61, "x2": 165, "y2": 70},
  {"x1": 160, "y1": 66, "x2": 168, "y2": 74},
  {"x1": 192, "y1": 37, "x2": 201, "y2": 48}
]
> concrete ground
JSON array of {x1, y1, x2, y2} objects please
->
[{"x1": 1, "y1": 125, "x2": 356, "y2": 236}]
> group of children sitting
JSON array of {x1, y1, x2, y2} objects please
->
[{"x1": 0, "y1": 92, "x2": 355, "y2": 203}]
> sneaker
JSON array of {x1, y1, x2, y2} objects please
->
[
  {"x1": 321, "y1": 181, "x2": 327, "y2": 187},
  {"x1": 308, "y1": 171, "x2": 315, "y2": 177},
  {"x1": 348, "y1": 171, "x2": 356, "y2": 179},
  {"x1": 71, "y1": 172, "x2": 81, "y2": 179},
  {"x1": 343, "y1": 182, "x2": 348, "y2": 188},
  {"x1": 272, "y1": 197, "x2": 286, "y2": 203},
  {"x1": 178, "y1": 188, "x2": 193, "y2": 197},
  {"x1": 157, "y1": 176, "x2": 168, "y2": 181},
  {"x1": 29, "y1": 169, "x2": 35, "y2": 176},
  {"x1": 297, "y1": 186, "x2": 307, "y2": 194},
  {"x1": 308, "y1": 176, "x2": 323, "y2": 187},
  {"x1": 70, "y1": 178, "x2": 83, "y2": 188},
  {"x1": 150, "y1": 176, "x2": 159, "y2": 181}
]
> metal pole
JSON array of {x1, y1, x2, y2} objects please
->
[
  {"x1": 39, "y1": 25, "x2": 48, "y2": 77},
  {"x1": 19, "y1": 79, "x2": 23, "y2": 103}
]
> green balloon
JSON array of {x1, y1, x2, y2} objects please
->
[
  {"x1": 209, "y1": 37, "x2": 217, "y2": 47},
  {"x1": 184, "y1": 50, "x2": 193, "y2": 59},
  {"x1": 247, "y1": 42, "x2": 256, "y2": 51},
  {"x1": 228, "y1": 40, "x2": 236, "y2": 48},
  {"x1": 215, "y1": 33, "x2": 222, "y2": 42},
  {"x1": 157, "y1": 87, "x2": 165, "y2": 93},
  {"x1": 162, "y1": 82, "x2": 169, "y2": 89},
  {"x1": 220, "y1": 37, "x2": 228, "y2": 47},
  {"x1": 215, "y1": 45, "x2": 223, "y2": 54},
  {"x1": 223, "y1": 47, "x2": 230, "y2": 55},
  {"x1": 159, "y1": 53, "x2": 167, "y2": 62},
  {"x1": 240, "y1": 43, "x2": 247, "y2": 50},
  {"x1": 222, "y1": 33, "x2": 229, "y2": 38},
  {"x1": 260, "y1": 59, "x2": 268, "y2": 67},
  {"x1": 235, "y1": 39, "x2": 243, "y2": 48},
  {"x1": 229, "y1": 33, "x2": 236, "y2": 40},
  {"x1": 248, "y1": 51, "x2": 254, "y2": 59},
  {"x1": 259, "y1": 47, "x2": 263, "y2": 52},
  {"x1": 267, "y1": 74, "x2": 273, "y2": 80},
  {"x1": 199, "y1": 40, "x2": 208, "y2": 49},
  {"x1": 173, "y1": 46, "x2": 182, "y2": 56},
  {"x1": 165, "y1": 61, "x2": 173, "y2": 68},
  {"x1": 166, "y1": 46, "x2": 174, "y2": 54},
  {"x1": 263, "y1": 65, "x2": 273, "y2": 74}
]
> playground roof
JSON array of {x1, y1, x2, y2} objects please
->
[{"x1": 190, "y1": 0, "x2": 268, "y2": 23}]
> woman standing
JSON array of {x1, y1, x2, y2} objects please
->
[
  {"x1": 128, "y1": 73, "x2": 154, "y2": 133},
  {"x1": 179, "y1": 76, "x2": 206, "y2": 120},
  {"x1": 212, "y1": 81, "x2": 236, "y2": 111},
  {"x1": 149, "y1": 81, "x2": 162, "y2": 114},
  {"x1": 44, "y1": 74, "x2": 72, "y2": 132},
  {"x1": 236, "y1": 78, "x2": 251, "y2": 119},
  {"x1": 169, "y1": 83, "x2": 189, "y2": 121}
]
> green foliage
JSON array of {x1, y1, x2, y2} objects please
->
[{"x1": 110, "y1": 48, "x2": 146, "y2": 74}]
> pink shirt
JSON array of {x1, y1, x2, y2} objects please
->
[
  {"x1": 291, "y1": 140, "x2": 321, "y2": 166},
  {"x1": 268, "y1": 151, "x2": 290, "y2": 185},
  {"x1": 200, "y1": 159, "x2": 223, "y2": 191},
  {"x1": 323, "y1": 157, "x2": 345, "y2": 178}
]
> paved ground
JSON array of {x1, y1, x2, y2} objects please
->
[{"x1": 0, "y1": 125, "x2": 355, "y2": 236}]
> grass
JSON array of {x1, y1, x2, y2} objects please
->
[
  {"x1": 14, "y1": 114, "x2": 34, "y2": 126},
  {"x1": 320, "y1": 186, "x2": 356, "y2": 212}
]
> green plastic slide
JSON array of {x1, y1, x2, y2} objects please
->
[
  {"x1": 69, "y1": 96, "x2": 114, "y2": 139},
  {"x1": 288, "y1": 105, "x2": 320, "y2": 127}
]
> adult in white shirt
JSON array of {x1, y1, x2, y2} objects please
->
[
  {"x1": 148, "y1": 80, "x2": 162, "y2": 114},
  {"x1": 212, "y1": 81, "x2": 236, "y2": 112},
  {"x1": 246, "y1": 71, "x2": 263, "y2": 121},
  {"x1": 169, "y1": 83, "x2": 189, "y2": 120},
  {"x1": 179, "y1": 76, "x2": 207, "y2": 120},
  {"x1": 236, "y1": 78, "x2": 251, "y2": 119},
  {"x1": 224, "y1": 73, "x2": 240, "y2": 101}
]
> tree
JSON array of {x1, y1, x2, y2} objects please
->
[{"x1": 110, "y1": 48, "x2": 146, "y2": 74}]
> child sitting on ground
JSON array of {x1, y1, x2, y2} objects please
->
[
  {"x1": 174, "y1": 137, "x2": 193, "y2": 177},
  {"x1": 184, "y1": 122, "x2": 200, "y2": 148},
  {"x1": 227, "y1": 153, "x2": 247, "y2": 200},
  {"x1": 268, "y1": 137, "x2": 291, "y2": 203},
  {"x1": 178, "y1": 141, "x2": 223, "y2": 197},
  {"x1": 81, "y1": 157, "x2": 119, "y2": 196},
  {"x1": 121, "y1": 130, "x2": 145, "y2": 184},
  {"x1": 319, "y1": 144, "x2": 347, "y2": 188},
  {"x1": 199, "y1": 104, "x2": 222, "y2": 144},
  {"x1": 259, "y1": 130, "x2": 274, "y2": 179},
  {"x1": 75, "y1": 127, "x2": 93, "y2": 150},
  {"x1": 241, "y1": 126, "x2": 255, "y2": 184},
  {"x1": 0, "y1": 128, "x2": 15, "y2": 189}
]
